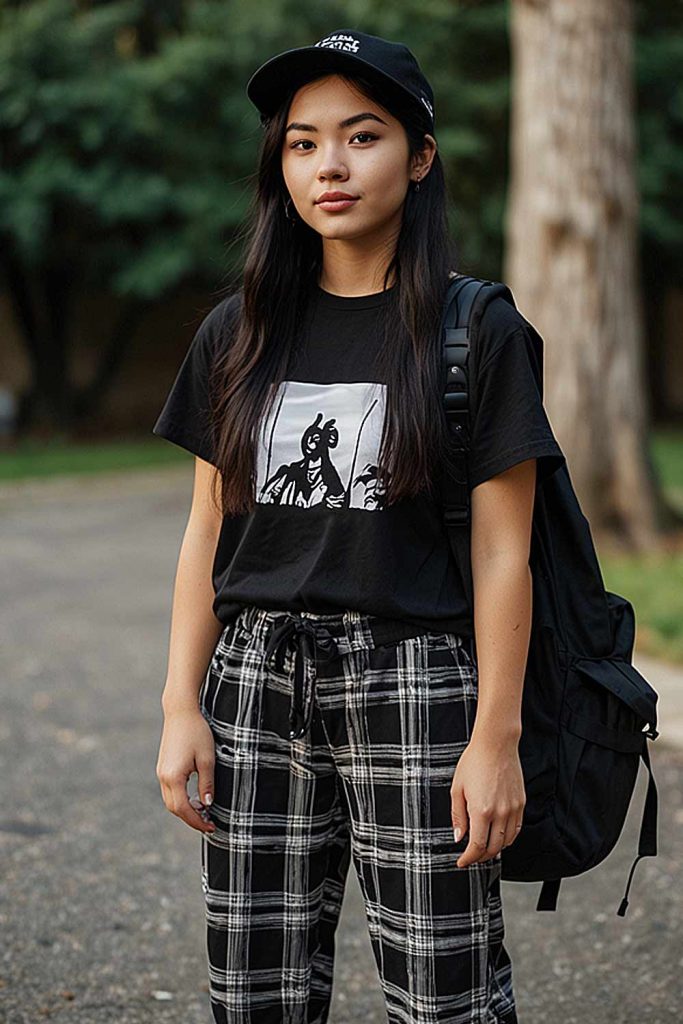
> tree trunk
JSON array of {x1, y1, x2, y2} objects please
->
[
  {"x1": 506, "y1": 0, "x2": 664, "y2": 548},
  {"x1": 5, "y1": 252, "x2": 145, "y2": 434},
  {"x1": 5, "y1": 254, "x2": 74, "y2": 432}
]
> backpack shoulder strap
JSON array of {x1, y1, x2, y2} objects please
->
[
  {"x1": 440, "y1": 273, "x2": 516, "y2": 616},
  {"x1": 441, "y1": 272, "x2": 517, "y2": 454}
]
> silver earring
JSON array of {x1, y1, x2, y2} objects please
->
[
  {"x1": 414, "y1": 176, "x2": 422, "y2": 193},
  {"x1": 283, "y1": 195, "x2": 297, "y2": 223}
]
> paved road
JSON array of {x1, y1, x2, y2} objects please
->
[{"x1": 1, "y1": 465, "x2": 681, "y2": 1023}]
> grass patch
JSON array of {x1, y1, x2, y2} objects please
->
[
  {"x1": 600, "y1": 550, "x2": 683, "y2": 663},
  {"x1": 650, "y1": 427, "x2": 683, "y2": 491},
  {"x1": 0, "y1": 437, "x2": 189, "y2": 479}
]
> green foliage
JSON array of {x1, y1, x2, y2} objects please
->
[
  {"x1": 0, "y1": 0, "x2": 680, "y2": 299},
  {"x1": 635, "y1": 3, "x2": 683, "y2": 276},
  {"x1": 0, "y1": 0, "x2": 264, "y2": 295}
]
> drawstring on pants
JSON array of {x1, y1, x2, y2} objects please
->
[{"x1": 263, "y1": 613, "x2": 341, "y2": 740}]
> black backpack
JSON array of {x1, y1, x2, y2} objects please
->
[{"x1": 439, "y1": 272, "x2": 660, "y2": 917}]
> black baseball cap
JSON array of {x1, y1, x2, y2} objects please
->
[{"x1": 246, "y1": 29, "x2": 435, "y2": 134}]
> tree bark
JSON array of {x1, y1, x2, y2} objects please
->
[{"x1": 506, "y1": 0, "x2": 664, "y2": 547}]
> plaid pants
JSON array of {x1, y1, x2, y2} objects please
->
[{"x1": 198, "y1": 606, "x2": 518, "y2": 1024}]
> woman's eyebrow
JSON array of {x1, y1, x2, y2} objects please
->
[{"x1": 285, "y1": 112, "x2": 388, "y2": 133}]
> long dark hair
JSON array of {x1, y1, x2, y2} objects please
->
[{"x1": 209, "y1": 69, "x2": 462, "y2": 518}]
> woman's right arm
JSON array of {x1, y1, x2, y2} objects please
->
[
  {"x1": 160, "y1": 456, "x2": 224, "y2": 715},
  {"x1": 156, "y1": 456, "x2": 224, "y2": 834}
]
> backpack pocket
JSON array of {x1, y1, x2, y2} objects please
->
[
  {"x1": 557, "y1": 655, "x2": 658, "y2": 866},
  {"x1": 564, "y1": 656, "x2": 658, "y2": 746}
]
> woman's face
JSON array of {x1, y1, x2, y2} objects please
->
[{"x1": 281, "y1": 74, "x2": 435, "y2": 245}]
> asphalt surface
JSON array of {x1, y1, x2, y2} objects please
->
[{"x1": 1, "y1": 464, "x2": 681, "y2": 1023}]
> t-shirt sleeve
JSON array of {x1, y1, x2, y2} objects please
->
[
  {"x1": 467, "y1": 323, "x2": 565, "y2": 491},
  {"x1": 151, "y1": 295, "x2": 239, "y2": 467}
]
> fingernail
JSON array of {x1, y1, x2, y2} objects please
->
[
  {"x1": 453, "y1": 827, "x2": 461, "y2": 842},
  {"x1": 204, "y1": 793, "x2": 213, "y2": 806}
]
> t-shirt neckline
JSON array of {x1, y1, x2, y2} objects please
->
[{"x1": 312, "y1": 281, "x2": 397, "y2": 310}]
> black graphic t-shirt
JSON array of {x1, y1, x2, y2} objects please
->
[{"x1": 152, "y1": 281, "x2": 565, "y2": 636}]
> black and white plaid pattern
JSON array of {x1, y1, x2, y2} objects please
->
[{"x1": 199, "y1": 607, "x2": 518, "y2": 1023}]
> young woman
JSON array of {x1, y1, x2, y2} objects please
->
[{"x1": 154, "y1": 28, "x2": 563, "y2": 1024}]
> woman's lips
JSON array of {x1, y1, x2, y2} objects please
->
[{"x1": 315, "y1": 198, "x2": 359, "y2": 211}]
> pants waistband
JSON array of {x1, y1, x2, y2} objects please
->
[
  {"x1": 236, "y1": 605, "x2": 431, "y2": 655},
  {"x1": 233, "y1": 607, "x2": 440, "y2": 742}
]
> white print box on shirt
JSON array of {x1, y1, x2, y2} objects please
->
[{"x1": 257, "y1": 379, "x2": 388, "y2": 511}]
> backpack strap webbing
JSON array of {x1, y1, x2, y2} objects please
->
[
  {"x1": 536, "y1": 878, "x2": 562, "y2": 912},
  {"x1": 616, "y1": 738, "x2": 658, "y2": 916}
]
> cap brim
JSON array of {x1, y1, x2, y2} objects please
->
[{"x1": 246, "y1": 46, "x2": 430, "y2": 128}]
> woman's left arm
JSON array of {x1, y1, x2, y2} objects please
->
[{"x1": 450, "y1": 456, "x2": 537, "y2": 868}]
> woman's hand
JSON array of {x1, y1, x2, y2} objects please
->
[
  {"x1": 156, "y1": 707, "x2": 217, "y2": 835},
  {"x1": 450, "y1": 734, "x2": 526, "y2": 867}
]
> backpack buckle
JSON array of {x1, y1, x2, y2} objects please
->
[{"x1": 443, "y1": 504, "x2": 469, "y2": 526}]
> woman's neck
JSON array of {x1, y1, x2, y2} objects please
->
[{"x1": 317, "y1": 257, "x2": 397, "y2": 297}]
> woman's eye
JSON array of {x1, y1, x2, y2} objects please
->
[{"x1": 290, "y1": 132, "x2": 378, "y2": 151}]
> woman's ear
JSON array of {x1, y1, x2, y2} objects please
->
[{"x1": 412, "y1": 134, "x2": 437, "y2": 179}]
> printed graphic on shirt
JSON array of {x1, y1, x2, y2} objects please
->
[{"x1": 257, "y1": 380, "x2": 388, "y2": 511}]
